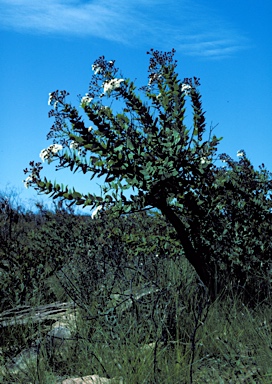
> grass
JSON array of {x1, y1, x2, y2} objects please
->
[{"x1": 1, "y1": 256, "x2": 272, "y2": 383}]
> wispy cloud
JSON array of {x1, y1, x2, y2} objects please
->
[{"x1": 0, "y1": 0, "x2": 249, "y2": 59}]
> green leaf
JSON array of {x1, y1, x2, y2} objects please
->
[
  {"x1": 123, "y1": 204, "x2": 131, "y2": 213},
  {"x1": 72, "y1": 191, "x2": 82, "y2": 199},
  {"x1": 105, "y1": 174, "x2": 116, "y2": 183}
]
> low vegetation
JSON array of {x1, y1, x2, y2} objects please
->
[{"x1": 1, "y1": 196, "x2": 272, "y2": 383}]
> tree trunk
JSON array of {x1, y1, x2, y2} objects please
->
[{"x1": 156, "y1": 199, "x2": 215, "y2": 300}]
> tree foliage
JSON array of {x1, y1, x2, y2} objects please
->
[{"x1": 24, "y1": 49, "x2": 272, "y2": 301}]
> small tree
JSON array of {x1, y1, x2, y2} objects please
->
[{"x1": 24, "y1": 49, "x2": 272, "y2": 301}]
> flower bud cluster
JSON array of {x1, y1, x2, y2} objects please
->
[
  {"x1": 23, "y1": 161, "x2": 43, "y2": 189},
  {"x1": 48, "y1": 90, "x2": 69, "y2": 109}
]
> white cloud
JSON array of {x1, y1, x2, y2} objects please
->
[{"x1": 0, "y1": 0, "x2": 249, "y2": 59}]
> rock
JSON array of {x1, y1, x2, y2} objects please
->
[
  {"x1": 47, "y1": 325, "x2": 72, "y2": 347},
  {"x1": 46, "y1": 323, "x2": 74, "y2": 362},
  {"x1": 2, "y1": 346, "x2": 38, "y2": 375},
  {"x1": 1, "y1": 308, "x2": 79, "y2": 379}
]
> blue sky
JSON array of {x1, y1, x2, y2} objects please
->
[{"x1": 0, "y1": 0, "x2": 271, "y2": 212}]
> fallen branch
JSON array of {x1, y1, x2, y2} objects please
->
[{"x1": 0, "y1": 301, "x2": 77, "y2": 328}]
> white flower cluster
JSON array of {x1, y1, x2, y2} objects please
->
[
  {"x1": 70, "y1": 140, "x2": 83, "y2": 155},
  {"x1": 148, "y1": 73, "x2": 162, "y2": 86},
  {"x1": 23, "y1": 175, "x2": 33, "y2": 189},
  {"x1": 200, "y1": 157, "x2": 211, "y2": 165},
  {"x1": 237, "y1": 149, "x2": 246, "y2": 157},
  {"x1": 40, "y1": 144, "x2": 63, "y2": 163},
  {"x1": 181, "y1": 83, "x2": 192, "y2": 95},
  {"x1": 70, "y1": 141, "x2": 80, "y2": 150},
  {"x1": 103, "y1": 78, "x2": 124, "y2": 95},
  {"x1": 91, "y1": 205, "x2": 103, "y2": 219},
  {"x1": 81, "y1": 94, "x2": 93, "y2": 106},
  {"x1": 48, "y1": 93, "x2": 54, "y2": 105},
  {"x1": 92, "y1": 64, "x2": 102, "y2": 75},
  {"x1": 48, "y1": 93, "x2": 59, "y2": 109}
]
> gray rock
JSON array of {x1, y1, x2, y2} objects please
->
[
  {"x1": 3, "y1": 346, "x2": 38, "y2": 375},
  {"x1": 46, "y1": 324, "x2": 74, "y2": 362},
  {"x1": 47, "y1": 325, "x2": 72, "y2": 348}
]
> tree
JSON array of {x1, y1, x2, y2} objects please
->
[{"x1": 24, "y1": 49, "x2": 272, "y2": 301}]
